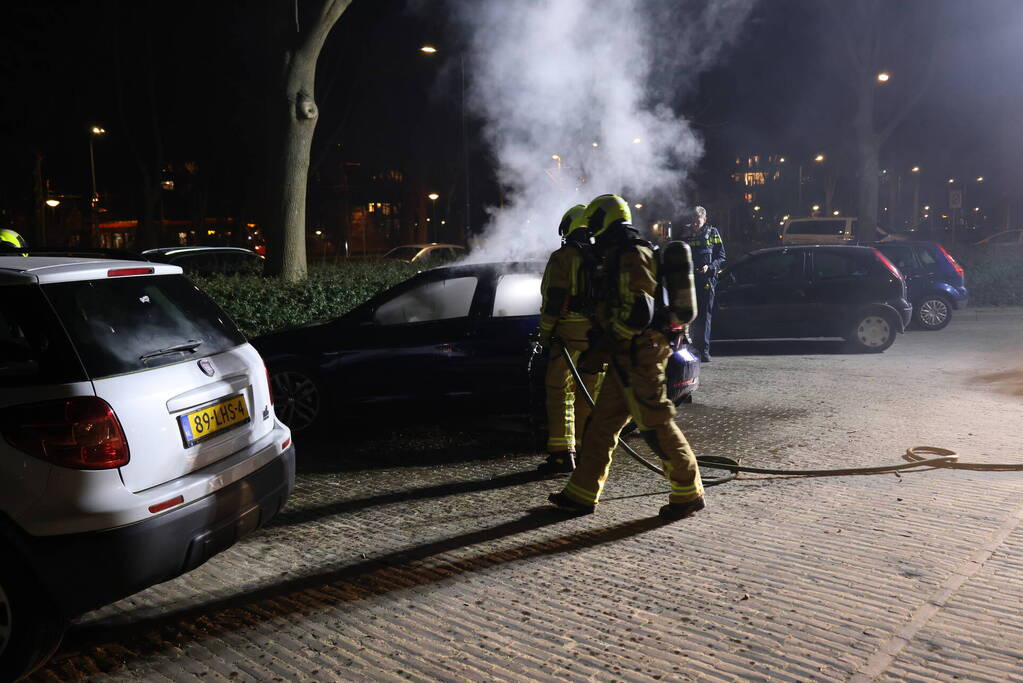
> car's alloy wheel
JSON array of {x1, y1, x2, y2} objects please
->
[
  {"x1": 0, "y1": 580, "x2": 10, "y2": 660},
  {"x1": 855, "y1": 315, "x2": 893, "y2": 351},
  {"x1": 916, "y1": 297, "x2": 951, "y2": 331},
  {"x1": 270, "y1": 369, "x2": 321, "y2": 433}
]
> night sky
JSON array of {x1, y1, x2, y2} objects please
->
[{"x1": 2, "y1": 0, "x2": 1021, "y2": 231}]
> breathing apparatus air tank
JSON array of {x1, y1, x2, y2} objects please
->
[{"x1": 659, "y1": 240, "x2": 697, "y2": 325}]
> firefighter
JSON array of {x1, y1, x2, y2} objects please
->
[
  {"x1": 678, "y1": 206, "x2": 725, "y2": 362},
  {"x1": 0, "y1": 229, "x2": 26, "y2": 249},
  {"x1": 549, "y1": 194, "x2": 705, "y2": 521},
  {"x1": 536, "y1": 204, "x2": 605, "y2": 475}
]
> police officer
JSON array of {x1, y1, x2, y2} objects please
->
[
  {"x1": 536, "y1": 204, "x2": 604, "y2": 475},
  {"x1": 679, "y1": 206, "x2": 725, "y2": 362},
  {"x1": 549, "y1": 194, "x2": 704, "y2": 521}
]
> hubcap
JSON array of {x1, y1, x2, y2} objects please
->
[
  {"x1": 270, "y1": 370, "x2": 320, "y2": 432},
  {"x1": 0, "y1": 580, "x2": 11, "y2": 658},
  {"x1": 919, "y1": 299, "x2": 949, "y2": 327},
  {"x1": 857, "y1": 315, "x2": 891, "y2": 348}
]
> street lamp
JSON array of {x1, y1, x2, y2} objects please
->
[
  {"x1": 911, "y1": 166, "x2": 920, "y2": 173},
  {"x1": 428, "y1": 193, "x2": 439, "y2": 241},
  {"x1": 87, "y1": 125, "x2": 107, "y2": 247},
  {"x1": 420, "y1": 45, "x2": 470, "y2": 240},
  {"x1": 876, "y1": 71, "x2": 890, "y2": 83},
  {"x1": 976, "y1": 176, "x2": 985, "y2": 183},
  {"x1": 45, "y1": 199, "x2": 60, "y2": 208},
  {"x1": 814, "y1": 154, "x2": 825, "y2": 163}
]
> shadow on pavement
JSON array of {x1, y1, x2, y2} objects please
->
[
  {"x1": 53, "y1": 512, "x2": 669, "y2": 672},
  {"x1": 711, "y1": 338, "x2": 850, "y2": 356},
  {"x1": 295, "y1": 413, "x2": 540, "y2": 474},
  {"x1": 271, "y1": 469, "x2": 552, "y2": 528}
]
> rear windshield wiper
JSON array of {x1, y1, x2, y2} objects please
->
[{"x1": 139, "y1": 339, "x2": 204, "y2": 361}]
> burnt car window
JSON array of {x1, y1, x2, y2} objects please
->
[
  {"x1": 0, "y1": 285, "x2": 85, "y2": 387},
  {"x1": 42, "y1": 274, "x2": 246, "y2": 378},
  {"x1": 493, "y1": 273, "x2": 542, "y2": 317},
  {"x1": 732, "y1": 252, "x2": 804, "y2": 285},
  {"x1": 373, "y1": 276, "x2": 478, "y2": 325},
  {"x1": 814, "y1": 252, "x2": 870, "y2": 279}
]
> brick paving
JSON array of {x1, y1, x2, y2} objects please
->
[{"x1": 32, "y1": 309, "x2": 1023, "y2": 682}]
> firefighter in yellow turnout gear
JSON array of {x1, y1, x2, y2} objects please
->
[
  {"x1": 549, "y1": 194, "x2": 706, "y2": 521},
  {"x1": 536, "y1": 204, "x2": 605, "y2": 475}
]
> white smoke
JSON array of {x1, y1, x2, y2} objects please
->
[{"x1": 453, "y1": 0, "x2": 755, "y2": 263}]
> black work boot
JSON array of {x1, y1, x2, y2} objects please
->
[
  {"x1": 548, "y1": 492, "x2": 595, "y2": 515},
  {"x1": 537, "y1": 450, "x2": 575, "y2": 475},
  {"x1": 658, "y1": 496, "x2": 706, "y2": 521}
]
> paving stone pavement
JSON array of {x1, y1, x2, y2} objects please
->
[{"x1": 31, "y1": 309, "x2": 1023, "y2": 682}]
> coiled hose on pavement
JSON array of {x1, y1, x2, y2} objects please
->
[{"x1": 557, "y1": 343, "x2": 1023, "y2": 485}]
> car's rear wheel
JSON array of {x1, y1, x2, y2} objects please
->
[
  {"x1": 914, "y1": 295, "x2": 952, "y2": 331},
  {"x1": 270, "y1": 366, "x2": 325, "y2": 434},
  {"x1": 0, "y1": 560, "x2": 66, "y2": 680},
  {"x1": 846, "y1": 311, "x2": 897, "y2": 353}
]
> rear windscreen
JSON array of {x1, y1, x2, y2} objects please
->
[
  {"x1": 0, "y1": 285, "x2": 85, "y2": 387},
  {"x1": 786, "y1": 220, "x2": 847, "y2": 235},
  {"x1": 43, "y1": 274, "x2": 246, "y2": 378}
]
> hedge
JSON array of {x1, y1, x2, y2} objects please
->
[
  {"x1": 191, "y1": 260, "x2": 420, "y2": 338},
  {"x1": 950, "y1": 245, "x2": 1023, "y2": 307}
]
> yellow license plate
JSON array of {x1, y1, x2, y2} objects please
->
[{"x1": 178, "y1": 394, "x2": 250, "y2": 448}]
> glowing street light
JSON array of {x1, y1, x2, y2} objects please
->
[
  {"x1": 976, "y1": 176, "x2": 985, "y2": 182},
  {"x1": 591, "y1": 142, "x2": 599, "y2": 148},
  {"x1": 428, "y1": 192, "x2": 440, "y2": 201},
  {"x1": 45, "y1": 199, "x2": 60, "y2": 207},
  {"x1": 876, "y1": 71, "x2": 890, "y2": 83},
  {"x1": 634, "y1": 203, "x2": 643, "y2": 209},
  {"x1": 814, "y1": 154, "x2": 825, "y2": 162},
  {"x1": 833, "y1": 210, "x2": 840, "y2": 216},
  {"x1": 753, "y1": 205, "x2": 761, "y2": 211},
  {"x1": 923, "y1": 205, "x2": 930, "y2": 211},
  {"x1": 779, "y1": 157, "x2": 786, "y2": 163},
  {"x1": 911, "y1": 166, "x2": 920, "y2": 173},
  {"x1": 420, "y1": 45, "x2": 437, "y2": 54},
  {"x1": 812, "y1": 204, "x2": 821, "y2": 212},
  {"x1": 948, "y1": 178, "x2": 955, "y2": 184},
  {"x1": 632, "y1": 137, "x2": 642, "y2": 144}
]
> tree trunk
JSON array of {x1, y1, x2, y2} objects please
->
[{"x1": 266, "y1": 0, "x2": 352, "y2": 283}]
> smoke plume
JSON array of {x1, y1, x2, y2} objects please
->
[{"x1": 453, "y1": 0, "x2": 755, "y2": 263}]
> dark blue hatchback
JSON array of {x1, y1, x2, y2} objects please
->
[
  {"x1": 867, "y1": 241, "x2": 968, "y2": 330},
  {"x1": 254, "y1": 261, "x2": 699, "y2": 433}
]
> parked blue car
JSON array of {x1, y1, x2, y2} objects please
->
[
  {"x1": 868, "y1": 241, "x2": 968, "y2": 330},
  {"x1": 253, "y1": 261, "x2": 700, "y2": 433}
]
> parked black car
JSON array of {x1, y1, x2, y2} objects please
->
[
  {"x1": 866, "y1": 241, "x2": 968, "y2": 331},
  {"x1": 142, "y1": 246, "x2": 265, "y2": 275},
  {"x1": 254, "y1": 261, "x2": 700, "y2": 432},
  {"x1": 712, "y1": 245, "x2": 912, "y2": 352}
]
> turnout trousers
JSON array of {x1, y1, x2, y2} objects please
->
[
  {"x1": 561, "y1": 331, "x2": 704, "y2": 506},
  {"x1": 545, "y1": 321, "x2": 603, "y2": 453}
]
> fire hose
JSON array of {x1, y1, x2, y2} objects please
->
[{"x1": 554, "y1": 341, "x2": 1022, "y2": 486}]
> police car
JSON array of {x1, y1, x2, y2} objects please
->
[{"x1": 0, "y1": 254, "x2": 294, "y2": 679}]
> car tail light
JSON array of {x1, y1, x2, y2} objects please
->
[
  {"x1": 265, "y1": 366, "x2": 274, "y2": 405},
  {"x1": 108, "y1": 267, "x2": 154, "y2": 277},
  {"x1": 871, "y1": 249, "x2": 902, "y2": 279},
  {"x1": 0, "y1": 397, "x2": 130, "y2": 469},
  {"x1": 937, "y1": 244, "x2": 964, "y2": 278}
]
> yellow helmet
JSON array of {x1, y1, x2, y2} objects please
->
[
  {"x1": 558, "y1": 204, "x2": 587, "y2": 238},
  {"x1": 584, "y1": 194, "x2": 631, "y2": 239},
  {"x1": 0, "y1": 229, "x2": 26, "y2": 249}
]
